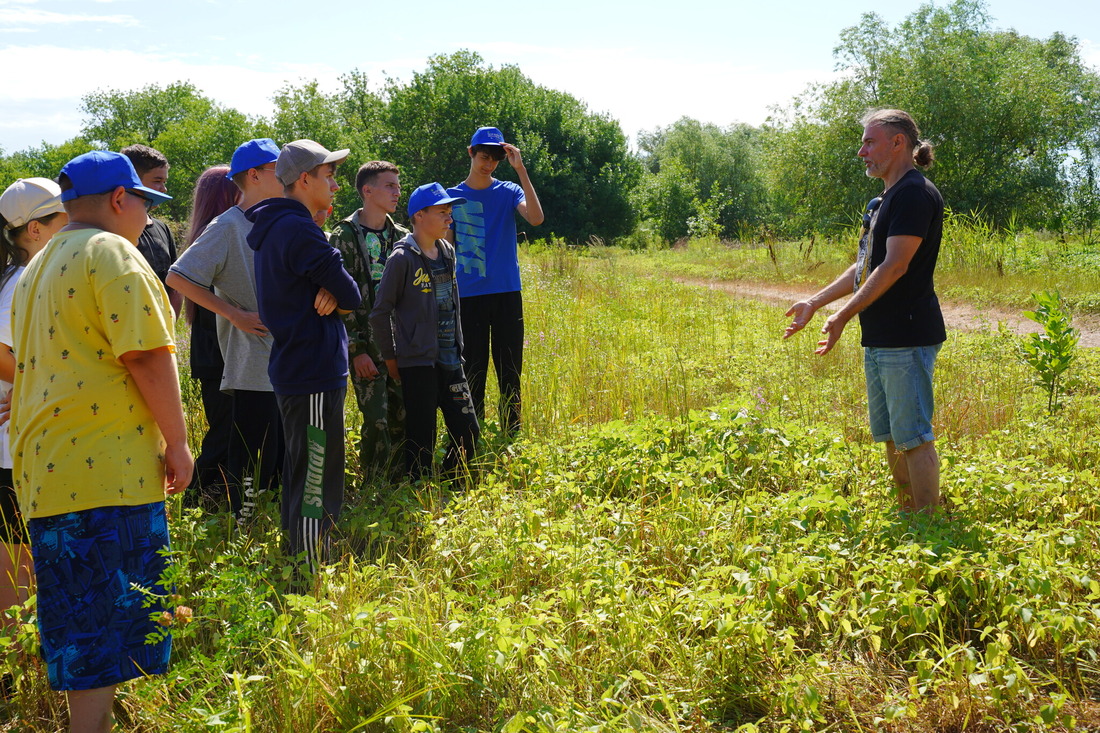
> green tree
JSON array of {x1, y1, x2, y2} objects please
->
[
  {"x1": 764, "y1": 0, "x2": 1100, "y2": 233},
  {"x1": 331, "y1": 70, "x2": 389, "y2": 213},
  {"x1": 267, "y1": 78, "x2": 362, "y2": 213},
  {"x1": 638, "y1": 117, "x2": 769, "y2": 239},
  {"x1": 381, "y1": 51, "x2": 639, "y2": 240},
  {"x1": 0, "y1": 138, "x2": 98, "y2": 183},
  {"x1": 1066, "y1": 147, "x2": 1100, "y2": 244},
  {"x1": 83, "y1": 82, "x2": 216, "y2": 148},
  {"x1": 80, "y1": 82, "x2": 259, "y2": 220},
  {"x1": 632, "y1": 159, "x2": 699, "y2": 244},
  {"x1": 762, "y1": 91, "x2": 879, "y2": 236}
]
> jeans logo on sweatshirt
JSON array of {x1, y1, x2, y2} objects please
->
[{"x1": 413, "y1": 267, "x2": 431, "y2": 293}]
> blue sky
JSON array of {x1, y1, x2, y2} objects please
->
[{"x1": 1, "y1": 0, "x2": 1097, "y2": 153}]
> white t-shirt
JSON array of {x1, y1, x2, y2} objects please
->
[
  {"x1": 0, "y1": 265, "x2": 24, "y2": 469},
  {"x1": 169, "y1": 206, "x2": 273, "y2": 393}
]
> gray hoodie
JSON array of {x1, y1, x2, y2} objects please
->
[{"x1": 368, "y1": 233, "x2": 464, "y2": 369}]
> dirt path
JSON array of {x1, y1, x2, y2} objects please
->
[{"x1": 680, "y1": 278, "x2": 1100, "y2": 348}]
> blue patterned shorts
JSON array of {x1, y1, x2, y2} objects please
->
[{"x1": 29, "y1": 502, "x2": 172, "y2": 691}]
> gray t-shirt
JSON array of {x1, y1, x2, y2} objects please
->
[{"x1": 169, "y1": 206, "x2": 272, "y2": 392}]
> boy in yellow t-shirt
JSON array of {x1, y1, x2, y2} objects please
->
[{"x1": 10, "y1": 150, "x2": 192, "y2": 732}]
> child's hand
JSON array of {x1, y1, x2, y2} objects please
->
[
  {"x1": 502, "y1": 143, "x2": 525, "y2": 170},
  {"x1": 164, "y1": 442, "x2": 194, "y2": 495},
  {"x1": 353, "y1": 353, "x2": 379, "y2": 379},
  {"x1": 229, "y1": 308, "x2": 268, "y2": 336},
  {"x1": 385, "y1": 359, "x2": 400, "y2": 383},
  {"x1": 314, "y1": 287, "x2": 337, "y2": 316}
]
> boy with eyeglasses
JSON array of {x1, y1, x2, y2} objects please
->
[{"x1": 11, "y1": 150, "x2": 192, "y2": 731}]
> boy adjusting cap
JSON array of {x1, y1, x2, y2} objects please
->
[
  {"x1": 470, "y1": 127, "x2": 506, "y2": 147},
  {"x1": 60, "y1": 151, "x2": 172, "y2": 206},
  {"x1": 0, "y1": 177, "x2": 64, "y2": 229},
  {"x1": 227, "y1": 138, "x2": 280, "y2": 179},
  {"x1": 275, "y1": 139, "x2": 349, "y2": 187},
  {"x1": 407, "y1": 183, "x2": 466, "y2": 218}
]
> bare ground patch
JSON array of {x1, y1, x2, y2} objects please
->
[{"x1": 679, "y1": 278, "x2": 1100, "y2": 348}]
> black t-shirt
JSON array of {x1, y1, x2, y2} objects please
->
[
  {"x1": 857, "y1": 169, "x2": 946, "y2": 347},
  {"x1": 136, "y1": 218, "x2": 177, "y2": 285},
  {"x1": 429, "y1": 254, "x2": 461, "y2": 370},
  {"x1": 189, "y1": 302, "x2": 225, "y2": 381}
]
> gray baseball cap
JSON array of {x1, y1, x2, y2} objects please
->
[{"x1": 275, "y1": 139, "x2": 349, "y2": 187}]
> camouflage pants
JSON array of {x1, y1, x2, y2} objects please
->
[{"x1": 353, "y1": 369, "x2": 405, "y2": 483}]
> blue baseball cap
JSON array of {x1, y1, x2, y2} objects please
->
[
  {"x1": 407, "y1": 183, "x2": 466, "y2": 218},
  {"x1": 227, "y1": 138, "x2": 280, "y2": 179},
  {"x1": 470, "y1": 126, "x2": 506, "y2": 147},
  {"x1": 60, "y1": 151, "x2": 172, "y2": 206}
]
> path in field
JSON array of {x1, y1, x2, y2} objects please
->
[{"x1": 681, "y1": 278, "x2": 1100, "y2": 348}]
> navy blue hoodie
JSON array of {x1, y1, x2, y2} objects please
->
[{"x1": 246, "y1": 198, "x2": 361, "y2": 395}]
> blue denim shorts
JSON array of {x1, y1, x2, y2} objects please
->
[
  {"x1": 864, "y1": 344, "x2": 941, "y2": 451},
  {"x1": 29, "y1": 502, "x2": 172, "y2": 691}
]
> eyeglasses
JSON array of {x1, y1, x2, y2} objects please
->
[
  {"x1": 862, "y1": 197, "x2": 882, "y2": 229},
  {"x1": 126, "y1": 190, "x2": 156, "y2": 212}
]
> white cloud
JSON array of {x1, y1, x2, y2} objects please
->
[
  {"x1": 0, "y1": 8, "x2": 138, "y2": 26},
  {"x1": 1, "y1": 45, "x2": 341, "y2": 107},
  {"x1": 0, "y1": 44, "x2": 362, "y2": 150},
  {"x1": 0, "y1": 99, "x2": 83, "y2": 152},
  {"x1": 465, "y1": 41, "x2": 837, "y2": 138},
  {"x1": 1080, "y1": 39, "x2": 1100, "y2": 72}
]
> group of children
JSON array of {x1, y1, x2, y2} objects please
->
[{"x1": 0, "y1": 125, "x2": 542, "y2": 730}]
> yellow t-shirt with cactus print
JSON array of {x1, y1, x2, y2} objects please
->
[{"x1": 11, "y1": 227, "x2": 176, "y2": 519}]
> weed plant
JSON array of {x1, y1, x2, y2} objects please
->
[
  {"x1": 1019, "y1": 291, "x2": 1080, "y2": 414},
  {"x1": 1, "y1": 246, "x2": 1098, "y2": 731}
]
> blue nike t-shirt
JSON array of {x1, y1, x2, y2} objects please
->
[{"x1": 448, "y1": 180, "x2": 525, "y2": 297}]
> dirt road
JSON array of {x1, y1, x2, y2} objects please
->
[{"x1": 683, "y1": 278, "x2": 1100, "y2": 348}]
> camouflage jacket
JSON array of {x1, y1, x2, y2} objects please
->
[{"x1": 328, "y1": 210, "x2": 409, "y2": 362}]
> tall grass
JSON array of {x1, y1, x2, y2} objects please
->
[
  {"x1": 613, "y1": 216, "x2": 1100, "y2": 315},
  {"x1": 2, "y1": 244, "x2": 1098, "y2": 731}
]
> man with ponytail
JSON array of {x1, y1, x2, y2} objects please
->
[{"x1": 783, "y1": 109, "x2": 945, "y2": 514}]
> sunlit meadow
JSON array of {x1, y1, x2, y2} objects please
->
[{"x1": 2, "y1": 232, "x2": 1099, "y2": 731}]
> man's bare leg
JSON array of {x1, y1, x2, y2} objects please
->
[
  {"x1": 67, "y1": 685, "x2": 116, "y2": 733},
  {"x1": 887, "y1": 440, "x2": 940, "y2": 513},
  {"x1": 885, "y1": 441, "x2": 914, "y2": 511},
  {"x1": 904, "y1": 440, "x2": 940, "y2": 513}
]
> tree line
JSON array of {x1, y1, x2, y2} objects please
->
[{"x1": 2, "y1": 0, "x2": 1098, "y2": 244}]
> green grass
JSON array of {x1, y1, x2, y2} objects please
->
[
  {"x1": 2, "y1": 243, "x2": 1099, "y2": 731},
  {"x1": 607, "y1": 217, "x2": 1100, "y2": 315}
]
